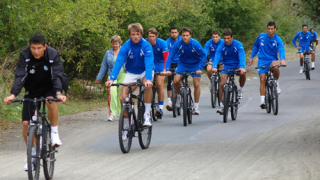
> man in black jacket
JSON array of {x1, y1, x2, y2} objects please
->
[{"x1": 4, "y1": 34, "x2": 67, "y2": 171}]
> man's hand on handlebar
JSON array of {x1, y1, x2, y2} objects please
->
[
  {"x1": 4, "y1": 94, "x2": 16, "y2": 105},
  {"x1": 105, "y1": 80, "x2": 114, "y2": 87}
]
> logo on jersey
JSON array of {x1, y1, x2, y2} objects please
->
[
  {"x1": 261, "y1": 42, "x2": 264, "y2": 46},
  {"x1": 157, "y1": 48, "x2": 160, "y2": 51},
  {"x1": 272, "y1": 43, "x2": 276, "y2": 46},
  {"x1": 130, "y1": 55, "x2": 133, "y2": 59}
]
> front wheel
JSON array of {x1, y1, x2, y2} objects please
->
[
  {"x1": 187, "y1": 89, "x2": 193, "y2": 124},
  {"x1": 305, "y1": 60, "x2": 311, "y2": 80},
  {"x1": 210, "y1": 77, "x2": 217, "y2": 108},
  {"x1": 171, "y1": 85, "x2": 177, "y2": 118},
  {"x1": 138, "y1": 125, "x2": 152, "y2": 149},
  {"x1": 231, "y1": 86, "x2": 238, "y2": 120},
  {"x1": 223, "y1": 86, "x2": 230, "y2": 123},
  {"x1": 265, "y1": 84, "x2": 271, "y2": 113},
  {"x1": 271, "y1": 81, "x2": 279, "y2": 115},
  {"x1": 151, "y1": 89, "x2": 158, "y2": 121},
  {"x1": 43, "y1": 125, "x2": 55, "y2": 179},
  {"x1": 182, "y1": 89, "x2": 188, "y2": 126},
  {"x1": 27, "y1": 125, "x2": 40, "y2": 180},
  {"x1": 118, "y1": 107, "x2": 133, "y2": 153}
]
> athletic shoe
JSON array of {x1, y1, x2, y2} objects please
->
[
  {"x1": 277, "y1": 84, "x2": 281, "y2": 94},
  {"x1": 24, "y1": 156, "x2": 35, "y2": 171},
  {"x1": 300, "y1": 68, "x2": 303, "y2": 74},
  {"x1": 51, "y1": 132, "x2": 62, "y2": 147},
  {"x1": 122, "y1": 131, "x2": 128, "y2": 141},
  {"x1": 192, "y1": 106, "x2": 200, "y2": 115},
  {"x1": 108, "y1": 115, "x2": 116, "y2": 121},
  {"x1": 311, "y1": 67, "x2": 315, "y2": 70},
  {"x1": 238, "y1": 90, "x2": 243, "y2": 99},
  {"x1": 143, "y1": 114, "x2": 152, "y2": 126},
  {"x1": 156, "y1": 109, "x2": 163, "y2": 119},
  {"x1": 216, "y1": 107, "x2": 224, "y2": 115},
  {"x1": 166, "y1": 100, "x2": 172, "y2": 111},
  {"x1": 260, "y1": 102, "x2": 266, "y2": 109}
]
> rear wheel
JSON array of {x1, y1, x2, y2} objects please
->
[
  {"x1": 43, "y1": 125, "x2": 55, "y2": 179},
  {"x1": 182, "y1": 89, "x2": 188, "y2": 126},
  {"x1": 231, "y1": 86, "x2": 238, "y2": 120},
  {"x1": 171, "y1": 84, "x2": 177, "y2": 118},
  {"x1": 223, "y1": 86, "x2": 230, "y2": 123},
  {"x1": 118, "y1": 107, "x2": 133, "y2": 153},
  {"x1": 271, "y1": 81, "x2": 279, "y2": 115},
  {"x1": 27, "y1": 125, "x2": 40, "y2": 180},
  {"x1": 151, "y1": 88, "x2": 158, "y2": 121},
  {"x1": 265, "y1": 84, "x2": 271, "y2": 113}
]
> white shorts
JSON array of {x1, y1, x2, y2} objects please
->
[{"x1": 122, "y1": 71, "x2": 154, "y2": 84}]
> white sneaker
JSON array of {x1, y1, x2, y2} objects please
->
[
  {"x1": 143, "y1": 114, "x2": 152, "y2": 126},
  {"x1": 238, "y1": 90, "x2": 243, "y2": 99},
  {"x1": 277, "y1": 84, "x2": 281, "y2": 94},
  {"x1": 166, "y1": 100, "x2": 172, "y2": 111},
  {"x1": 122, "y1": 131, "x2": 128, "y2": 141},
  {"x1": 108, "y1": 115, "x2": 116, "y2": 121},
  {"x1": 51, "y1": 132, "x2": 62, "y2": 147},
  {"x1": 216, "y1": 107, "x2": 224, "y2": 115},
  {"x1": 24, "y1": 156, "x2": 35, "y2": 171},
  {"x1": 300, "y1": 68, "x2": 303, "y2": 74},
  {"x1": 193, "y1": 106, "x2": 200, "y2": 115}
]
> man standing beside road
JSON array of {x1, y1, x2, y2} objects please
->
[
  {"x1": 292, "y1": 24, "x2": 315, "y2": 71},
  {"x1": 249, "y1": 22, "x2": 286, "y2": 109},
  {"x1": 164, "y1": 27, "x2": 206, "y2": 115},
  {"x1": 212, "y1": 29, "x2": 246, "y2": 115}
]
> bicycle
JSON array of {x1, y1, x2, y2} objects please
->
[
  {"x1": 168, "y1": 67, "x2": 180, "y2": 118},
  {"x1": 11, "y1": 97, "x2": 60, "y2": 180},
  {"x1": 179, "y1": 71, "x2": 195, "y2": 126},
  {"x1": 255, "y1": 65, "x2": 285, "y2": 115},
  {"x1": 299, "y1": 51, "x2": 312, "y2": 80},
  {"x1": 111, "y1": 80, "x2": 152, "y2": 153},
  {"x1": 218, "y1": 69, "x2": 240, "y2": 123},
  {"x1": 209, "y1": 63, "x2": 223, "y2": 108},
  {"x1": 151, "y1": 72, "x2": 164, "y2": 121},
  {"x1": 310, "y1": 40, "x2": 317, "y2": 51}
]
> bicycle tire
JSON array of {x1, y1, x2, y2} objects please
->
[
  {"x1": 305, "y1": 60, "x2": 311, "y2": 80},
  {"x1": 231, "y1": 86, "x2": 238, "y2": 120},
  {"x1": 217, "y1": 76, "x2": 221, "y2": 104},
  {"x1": 223, "y1": 86, "x2": 230, "y2": 123},
  {"x1": 171, "y1": 85, "x2": 177, "y2": 118},
  {"x1": 138, "y1": 125, "x2": 152, "y2": 149},
  {"x1": 43, "y1": 124, "x2": 55, "y2": 180},
  {"x1": 271, "y1": 81, "x2": 279, "y2": 115},
  {"x1": 118, "y1": 106, "x2": 133, "y2": 153},
  {"x1": 182, "y1": 89, "x2": 188, "y2": 126},
  {"x1": 210, "y1": 77, "x2": 217, "y2": 108},
  {"x1": 151, "y1": 88, "x2": 158, "y2": 121},
  {"x1": 265, "y1": 83, "x2": 271, "y2": 113},
  {"x1": 27, "y1": 125, "x2": 40, "y2": 180},
  {"x1": 187, "y1": 89, "x2": 192, "y2": 124}
]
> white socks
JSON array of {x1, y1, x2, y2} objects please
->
[
  {"x1": 194, "y1": 103, "x2": 199, "y2": 107},
  {"x1": 261, "y1": 96, "x2": 265, "y2": 103},
  {"x1": 51, "y1": 126, "x2": 58, "y2": 133},
  {"x1": 220, "y1": 102, "x2": 224, "y2": 107},
  {"x1": 312, "y1": 62, "x2": 315, "y2": 67},
  {"x1": 159, "y1": 105, "x2": 163, "y2": 110},
  {"x1": 144, "y1": 103, "x2": 151, "y2": 116},
  {"x1": 238, "y1": 87, "x2": 243, "y2": 91}
]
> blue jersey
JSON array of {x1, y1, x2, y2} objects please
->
[
  {"x1": 165, "y1": 38, "x2": 206, "y2": 71},
  {"x1": 311, "y1": 31, "x2": 318, "y2": 40},
  {"x1": 110, "y1": 38, "x2": 154, "y2": 81},
  {"x1": 145, "y1": 38, "x2": 168, "y2": 64},
  {"x1": 166, "y1": 35, "x2": 182, "y2": 64},
  {"x1": 213, "y1": 39, "x2": 246, "y2": 69},
  {"x1": 250, "y1": 33, "x2": 285, "y2": 61},
  {"x1": 203, "y1": 38, "x2": 224, "y2": 63},
  {"x1": 292, "y1": 31, "x2": 312, "y2": 48}
]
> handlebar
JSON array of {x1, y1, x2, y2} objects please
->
[
  {"x1": 255, "y1": 65, "x2": 286, "y2": 69},
  {"x1": 111, "y1": 82, "x2": 145, "y2": 87},
  {"x1": 218, "y1": 69, "x2": 241, "y2": 73},
  {"x1": 11, "y1": 97, "x2": 60, "y2": 103}
]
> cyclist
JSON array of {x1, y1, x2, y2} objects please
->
[
  {"x1": 3, "y1": 34, "x2": 67, "y2": 171},
  {"x1": 204, "y1": 30, "x2": 224, "y2": 89},
  {"x1": 212, "y1": 29, "x2": 246, "y2": 115},
  {"x1": 164, "y1": 27, "x2": 206, "y2": 115},
  {"x1": 310, "y1": 28, "x2": 318, "y2": 50},
  {"x1": 145, "y1": 28, "x2": 168, "y2": 118},
  {"x1": 96, "y1": 35, "x2": 125, "y2": 122},
  {"x1": 249, "y1": 22, "x2": 286, "y2": 109},
  {"x1": 105, "y1": 23, "x2": 154, "y2": 127},
  {"x1": 292, "y1": 24, "x2": 315, "y2": 72},
  {"x1": 165, "y1": 26, "x2": 182, "y2": 111}
]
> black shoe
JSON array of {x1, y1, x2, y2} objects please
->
[
  {"x1": 260, "y1": 103, "x2": 266, "y2": 109},
  {"x1": 311, "y1": 67, "x2": 315, "y2": 70},
  {"x1": 156, "y1": 109, "x2": 163, "y2": 119}
]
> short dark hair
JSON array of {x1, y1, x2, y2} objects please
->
[
  {"x1": 302, "y1": 24, "x2": 308, "y2": 28},
  {"x1": 267, "y1": 22, "x2": 276, "y2": 28},
  {"x1": 169, "y1": 26, "x2": 179, "y2": 32},
  {"x1": 29, "y1": 34, "x2": 46, "y2": 45},
  {"x1": 212, "y1": 30, "x2": 220, "y2": 36},
  {"x1": 310, "y1": 28, "x2": 314, "y2": 31},
  {"x1": 181, "y1": 27, "x2": 191, "y2": 35},
  {"x1": 223, "y1": 29, "x2": 233, "y2": 37}
]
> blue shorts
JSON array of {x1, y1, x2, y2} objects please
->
[
  {"x1": 154, "y1": 62, "x2": 165, "y2": 73},
  {"x1": 298, "y1": 47, "x2": 311, "y2": 53},
  {"x1": 221, "y1": 64, "x2": 239, "y2": 75},
  {"x1": 176, "y1": 64, "x2": 201, "y2": 77},
  {"x1": 257, "y1": 60, "x2": 273, "y2": 75}
]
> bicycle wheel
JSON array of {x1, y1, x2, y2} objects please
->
[
  {"x1": 265, "y1": 84, "x2": 271, "y2": 113},
  {"x1": 43, "y1": 124, "x2": 55, "y2": 180},
  {"x1": 27, "y1": 125, "x2": 40, "y2": 180},
  {"x1": 271, "y1": 81, "x2": 279, "y2": 115},
  {"x1": 210, "y1": 76, "x2": 217, "y2": 108},
  {"x1": 182, "y1": 89, "x2": 188, "y2": 126},
  {"x1": 305, "y1": 60, "x2": 311, "y2": 80},
  {"x1": 171, "y1": 84, "x2": 177, "y2": 118},
  {"x1": 138, "y1": 125, "x2": 152, "y2": 149},
  {"x1": 187, "y1": 90, "x2": 193, "y2": 124},
  {"x1": 151, "y1": 88, "x2": 158, "y2": 121},
  {"x1": 231, "y1": 86, "x2": 238, "y2": 120},
  {"x1": 223, "y1": 86, "x2": 230, "y2": 123},
  {"x1": 118, "y1": 106, "x2": 133, "y2": 153}
]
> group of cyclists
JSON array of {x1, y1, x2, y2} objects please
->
[{"x1": 2, "y1": 21, "x2": 318, "y2": 172}]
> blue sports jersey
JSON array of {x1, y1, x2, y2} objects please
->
[
  {"x1": 213, "y1": 39, "x2": 246, "y2": 69},
  {"x1": 145, "y1": 38, "x2": 168, "y2": 64},
  {"x1": 203, "y1": 39, "x2": 224, "y2": 63},
  {"x1": 311, "y1": 31, "x2": 318, "y2": 40},
  {"x1": 292, "y1": 31, "x2": 312, "y2": 48},
  {"x1": 165, "y1": 38, "x2": 206, "y2": 71},
  {"x1": 250, "y1": 33, "x2": 285, "y2": 61},
  {"x1": 166, "y1": 35, "x2": 182, "y2": 63},
  {"x1": 110, "y1": 38, "x2": 154, "y2": 81}
]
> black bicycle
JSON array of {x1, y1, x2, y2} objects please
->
[
  {"x1": 255, "y1": 65, "x2": 285, "y2": 115},
  {"x1": 302, "y1": 52, "x2": 311, "y2": 80},
  {"x1": 111, "y1": 80, "x2": 152, "y2": 153},
  {"x1": 179, "y1": 71, "x2": 195, "y2": 126},
  {"x1": 219, "y1": 69, "x2": 240, "y2": 123},
  {"x1": 151, "y1": 72, "x2": 163, "y2": 121},
  {"x1": 167, "y1": 66, "x2": 180, "y2": 118},
  {"x1": 210, "y1": 63, "x2": 223, "y2": 108},
  {"x1": 11, "y1": 97, "x2": 60, "y2": 180},
  {"x1": 310, "y1": 40, "x2": 317, "y2": 51}
]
